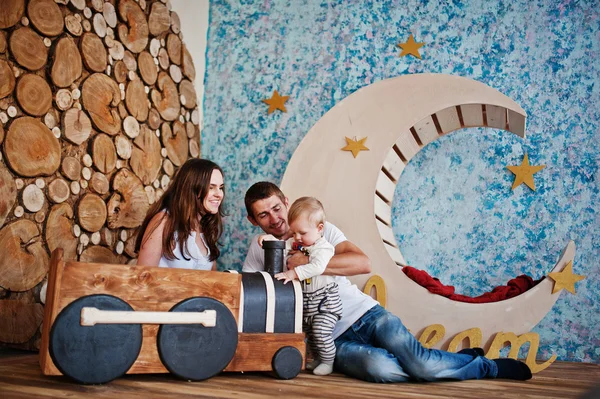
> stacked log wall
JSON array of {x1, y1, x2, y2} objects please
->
[{"x1": 0, "y1": 0, "x2": 201, "y2": 351}]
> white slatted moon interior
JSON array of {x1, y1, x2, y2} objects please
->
[{"x1": 281, "y1": 73, "x2": 575, "y2": 350}]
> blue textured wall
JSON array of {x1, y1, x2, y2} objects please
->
[{"x1": 203, "y1": 0, "x2": 599, "y2": 363}]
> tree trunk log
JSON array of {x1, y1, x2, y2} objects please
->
[
  {"x1": 90, "y1": 172, "x2": 109, "y2": 195},
  {"x1": 80, "y1": 32, "x2": 107, "y2": 73},
  {"x1": 45, "y1": 202, "x2": 77, "y2": 260},
  {"x1": 80, "y1": 245, "x2": 118, "y2": 264},
  {"x1": 162, "y1": 121, "x2": 188, "y2": 167},
  {"x1": 9, "y1": 27, "x2": 47, "y2": 71},
  {"x1": 77, "y1": 193, "x2": 107, "y2": 232},
  {"x1": 62, "y1": 107, "x2": 92, "y2": 145},
  {"x1": 107, "y1": 168, "x2": 149, "y2": 229},
  {"x1": 60, "y1": 156, "x2": 81, "y2": 181},
  {"x1": 0, "y1": 300, "x2": 44, "y2": 344},
  {"x1": 15, "y1": 74, "x2": 51, "y2": 116},
  {"x1": 148, "y1": 2, "x2": 170, "y2": 36},
  {"x1": 131, "y1": 125, "x2": 161, "y2": 185},
  {"x1": 64, "y1": 14, "x2": 82, "y2": 37},
  {"x1": 0, "y1": 0, "x2": 25, "y2": 29},
  {"x1": 115, "y1": 135, "x2": 132, "y2": 159},
  {"x1": 125, "y1": 79, "x2": 148, "y2": 122},
  {"x1": 0, "y1": 163, "x2": 17, "y2": 227},
  {"x1": 0, "y1": 220, "x2": 48, "y2": 292},
  {"x1": 179, "y1": 79, "x2": 196, "y2": 110},
  {"x1": 22, "y1": 184, "x2": 45, "y2": 212},
  {"x1": 92, "y1": 133, "x2": 117, "y2": 174},
  {"x1": 27, "y1": 0, "x2": 64, "y2": 37},
  {"x1": 4, "y1": 116, "x2": 60, "y2": 177},
  {"x1": 147, "y1": 107, "x2": 161, "y2": 130},
  {"x1": 51, "y1": 36, "x2": 82, "y2": 88},
  {"x1": 0, "y1": 60, "x2": 15, "y2": 99},
  {"x1": 182, "y1": 44, "x2": 195, "y2": 81},
  {"x1": 47, "y1": 178, "x2": 70, "y2": 203},
  {"x1": 113, "y1": 60, "x2": 127, "y2": 83},
  {"x1": 167, "y1": 33, "x2": 181, "y2": 65},
  {"x1": 151, "y1": 72, "x2": 179, "y2": 121},
  {"x1": 138, "y1": 51, "x2": 157, "y2": 85},
  {"x1": 117, "y1": 0, "x2": 148, "y2": 54},
  {"x1": 82, "y1": 73, "x2": 121, "y2": 135}
]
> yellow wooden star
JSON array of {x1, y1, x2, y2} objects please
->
[
  {"x1": 506, "y1": 153, "x2": 546, "y2": 191},
  {"x1": 397, "y1": 34, "x2": 425, "y2": 59},
  {"x1": 548, "y1": 261, "x2": 585, "y2": 294},
  {"x1": 262, "y1": 90, "x2": 289, "y2": 114},
  {"x1": 341, "y1": 136, "x2": 369, "y2": 158}
]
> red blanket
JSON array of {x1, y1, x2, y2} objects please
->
[{"x1": 402, "y1": 266, "x2": 542, "y2": 303}]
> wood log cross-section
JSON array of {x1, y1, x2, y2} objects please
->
[
  {"x1": 0, "y1": 163, "x2": 17, "y2": 227},
  {"x1": 77, "y1": 193, "x2": 107, "y2": 233},
  {"x1": 62, "y1": 108, "x2": 92, "y2": 145},
  {"x1": 82, "y1": 73, "x2": 121, "y2": 135},
  {"x1": 0, "y1": 300, "x2": 44, "y2": 344},
  {"x1": 148, "y1": 2, "x2": 170, "y2": 36},
  {"x1": 10, "y1": 27, "x2": 48, "y2": 71},
  {"x1": 151, "y1": 72, "x2": 179, "y2": 121},
  {"x1": 162, "y1": 121, "x2": 188, "y2": 167},
  {"x1": 92, "y1": 133, "x2": 117, "y2": 174},
  {"x1": 138, "y1": 51, "x2": 157, "y2": 85},
  {"x1": 27, "y1": 0, "x2": 64, "y2": 37},
  {"x1": 45, "y1": 202, "x2": 77, "y2": 260},
  {"x1": 125, "y1": 79, "x2": 149, "y2": 122},
  {"x1": 131, "y1": 125, "x2": 162, "y2": 185},
  {"x1": 0, "y1": 219, "x2": 48, "y2": 292},
  {"x1": 107, "y1": 168, "x2": 150, "y2": 229},
  {"x1": 0, "y1": 60, "x2": 15, "y2": 99},
  {"x1": 117, "y1": 0, "x2": 149, "y2": 54},
  {"x1": 80, "y1": 32, "x2": 108, "y2": 73},
  {"x1": 4, "y1": 116, "x2": 61, "y2": 177},
  {"x1": 15, "y1": 74, "x2": 52, "y2": 117},
  {"x1": 51, "y1": 36, "x2": 82, "y2": 88},
  {"x1": 60, "y1": 156, "x2": 81, "y2": 181},
  {"x1": 0, "y1": 0, "x2": 26, "y2": 30}
]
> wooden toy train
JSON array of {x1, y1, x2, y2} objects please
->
[{"x1": 39, "y1": 242, "x2": 305, "y2": 384}]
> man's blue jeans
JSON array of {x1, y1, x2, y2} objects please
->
[{"x1": 333, "y1": 305, "x2": 498, "y2": 383}]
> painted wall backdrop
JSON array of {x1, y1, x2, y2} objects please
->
[{"x1": 202, "y1": 0, "x2": 599, "y2": 363}]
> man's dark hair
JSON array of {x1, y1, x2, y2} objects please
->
[{"x1": 244, "y1": 182, "x2": 286, "y2": 219}]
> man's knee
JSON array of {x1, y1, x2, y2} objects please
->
[{"x1": 336, "y1": 350, "x2": 410, "y2": 383}]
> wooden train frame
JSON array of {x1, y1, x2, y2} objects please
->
[{"x1": 39, "y1": 249, "x2": 306, "y2": 384}]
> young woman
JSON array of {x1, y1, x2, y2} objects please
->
[{"x1": 135, "y1": 158, "x2": 225, "y2": 270}]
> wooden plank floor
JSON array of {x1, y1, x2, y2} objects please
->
[{"x1": 1, "y1": 349, "x2": 599, "y2": 399}]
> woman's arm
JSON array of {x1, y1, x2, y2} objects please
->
[
  {"x1": 136, "y1": 212, "x2": 168, "y2": 266},
  {"x1": 212, "y1": 261, "x2": 217, "y2": 271}
]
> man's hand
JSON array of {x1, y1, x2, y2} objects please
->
[
  {"x1": 258, "y1": 234, "x2": 278, "y2": 247},
  {"x1": 275, "y1": 269, "x2": 298, "y2": 284},
  {"x1": 286, "y1": 251, "x2": 309, "y2": 270}
]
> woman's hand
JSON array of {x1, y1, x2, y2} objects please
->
[{"x1": 275, "y1": 269, "x2": 298, "y2": 284}]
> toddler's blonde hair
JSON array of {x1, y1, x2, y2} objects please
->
[{"x1": 288, "y1": 197, "x2": 326, "y2": 227}]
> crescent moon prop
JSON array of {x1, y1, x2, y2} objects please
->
[{"x1": 281, "y1": 73, "x2": 575, "y2": 350}]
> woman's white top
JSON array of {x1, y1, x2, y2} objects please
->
[{"x1": 158, "y1": 231, "x2": 213, "y2": 270}]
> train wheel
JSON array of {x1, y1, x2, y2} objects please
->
[
  {"x1": 49, "y1": 294, "x2": 143, "y2": 384},
  {"x1": 272, "y1": 346, "x2": 303, "y2": 379},
  {"x1": 157, "y1": 297, "x2": 238, "y2": 381}
]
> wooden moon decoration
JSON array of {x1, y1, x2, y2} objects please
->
[
  {"x1": 0, "y1": 0, "x2": 25, "y2": 30},
  {"x1": 9, "y1": 27, "x2": 48, "y2": 71},
  {"x1": 82, "y1": 73, "x2": 121, "y2": 135},
  {"x1": 51, "y1": 36, "x2": 82, "y2": 88},
  {"x1": 0, "y1": 60, "x2": 16, "y2": 98},
  {"x1": 15, "y1": 74, "x2": 52, "y2": 116},
  {"x1": 4, "y1": 117, "x2": 60, "y2": 177},
  {"x1": 281, "y1": 73, "x2": 566, "y2": 351},
  {"x1": 0, "y1": 219, "x2": 48, "y2": 291},
  {"x1": 117, "y1": 0, "x2": 148, "y2": 54},
  {"x1": 0, "y1": 0, "x2": 201, "y2": 351},
  {"x1": 27, "y1": 0, "x2": 64, "y2": 37}
]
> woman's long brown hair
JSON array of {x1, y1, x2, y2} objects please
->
[{"x1": 135, "y1": 158, "x2": 225, "y2": 262}]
